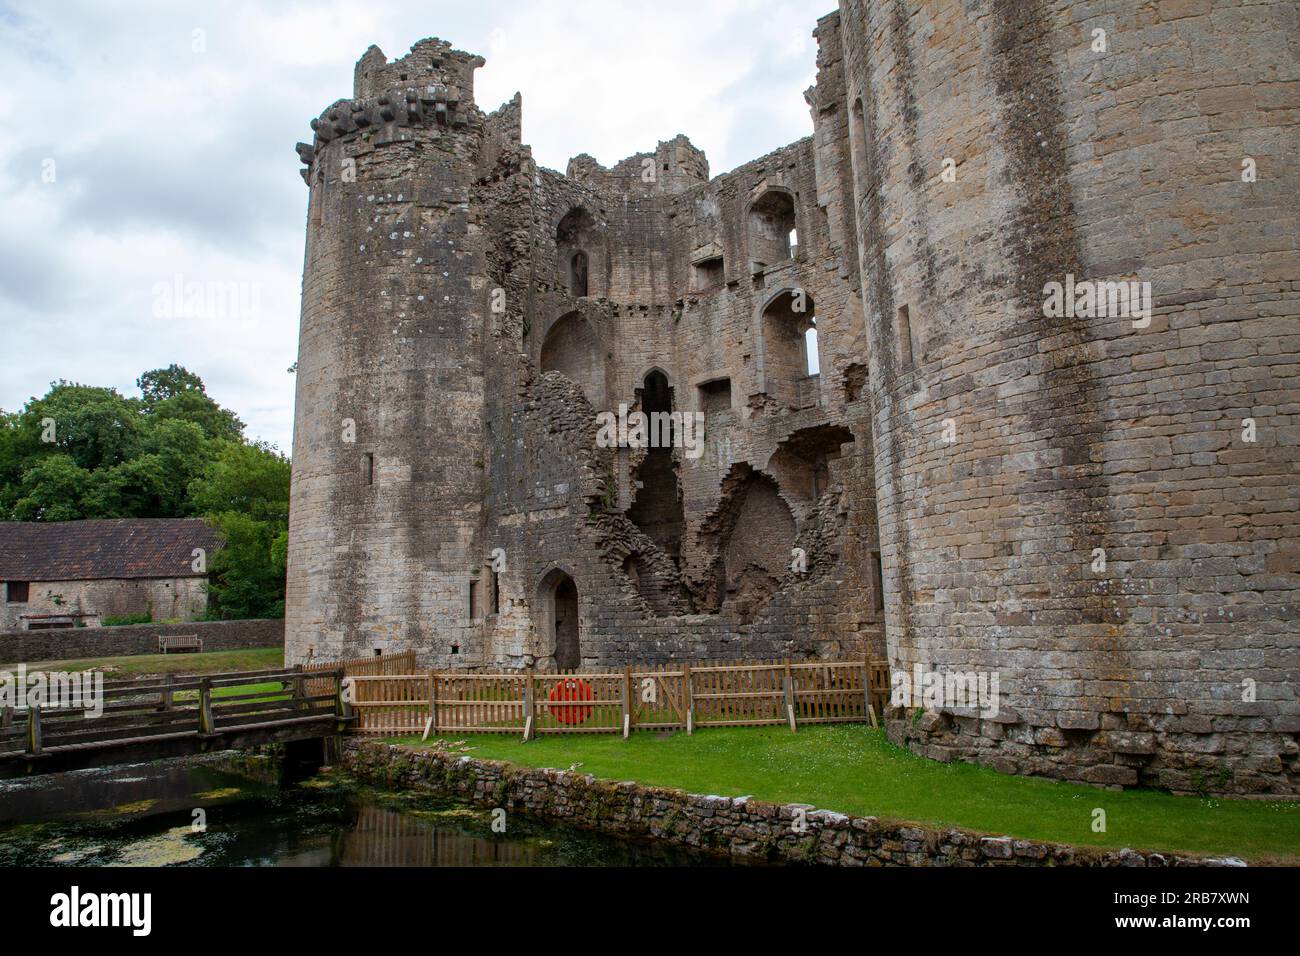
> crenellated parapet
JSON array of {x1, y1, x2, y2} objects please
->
[{"x1": 296, "y1": 39, "x2": 484, "y2": 182}]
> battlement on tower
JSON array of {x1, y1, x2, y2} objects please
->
[{"x1": 353, "y1": 38, "x2": 484, "y2": 102}]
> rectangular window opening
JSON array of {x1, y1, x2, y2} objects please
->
[
  {"x1": 491, "y1": 570, "x2": 500, "y2": 615},
  {"x1": 363, "y1": 452, "x2": 375, "y2": 485},
  {"x1": 468, "y1": 579, "x2": 480, "y2": 621},
  {"x1": 5, "y1": 581, "x2": 29, "y2": 603},
  {"x1": 690, "y1": 256, "x2": 725, "y2": 293},
  {"x1": 698, "y1": 377, "x2": 733, "y2": 416}
]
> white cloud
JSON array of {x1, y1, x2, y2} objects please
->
[{"x1": 0, "y1": 0, "x2": 824, "y2": 452}]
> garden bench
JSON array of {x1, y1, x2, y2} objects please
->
[{"x1": 158, "y1": 634, "x2": 203, "y2": 654}]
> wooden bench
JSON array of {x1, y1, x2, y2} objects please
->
[{"x1": 158, "y1": 634, "x2": 203, "y2": 654}]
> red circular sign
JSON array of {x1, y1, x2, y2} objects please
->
[{"x1": 547, "y1": 678, "x2": 594, "y2": 725}]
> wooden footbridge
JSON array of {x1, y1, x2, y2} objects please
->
[{"x1": 0, "y1": 667, "x2": 351, "y2": 779}]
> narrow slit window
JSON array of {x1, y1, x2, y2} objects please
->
[
  {"x1": 363, "y1": 452, "x2": 375, "y2": 485},
  {"x1": 468, "y1": 580, "x2": 480, "y2": 620},
  {"x1": 491, "y1": 570, "x2": 500, "y2": 615},
  {"x1": 871, "y1": 551, "x2": 885, "y2": 611},
  {"x1": 895, "y1": 305, "x2": 914, "y2": 367}
]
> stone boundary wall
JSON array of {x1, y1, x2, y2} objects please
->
[
  {"x1": 340, "y1": 740, "x2": 1243, "y2": 867},
  {"x1": 0, "y1": 618, "x2": 283, "y2": 665}
]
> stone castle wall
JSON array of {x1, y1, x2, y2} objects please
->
[
  {"x1": 831, "y1": 0, "x2": 1298, "y2": 795},
  {"x1": 287, "y1": 3, "x2": 1298, "y2": 794}
]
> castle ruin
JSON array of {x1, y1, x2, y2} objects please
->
[{"x1": 287, "y1": 0, "x2": 1300, "y2": 796}]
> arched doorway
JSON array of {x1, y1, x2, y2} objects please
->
[
  {"x1": 538, "y1": 568, "x2": 580, "y2": 670},
  {"x1": 539, "y1": 310, "x2": 603, "y2": 405}
]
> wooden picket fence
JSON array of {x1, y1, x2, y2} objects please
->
[
  {"x1": 343, "y1": 658, "x2": 891, "y2": 739},
  {"x1": 302, "y1": 649, "x2": 418, "y2": 698}
]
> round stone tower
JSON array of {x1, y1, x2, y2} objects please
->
[
  {"x1": 832, "y1": 0, "x2": 1298, "y2": 793},
  {"x1": 286, "y1": 39, "x2": 490, "y2": 665}
]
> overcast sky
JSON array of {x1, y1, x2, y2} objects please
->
[{"x1": 0, "y1": 0, "x2": 821, "y2": 452}]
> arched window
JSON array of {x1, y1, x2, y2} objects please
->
[
  {"x1": 760, "y1": 289, "x2": 819, "y2": 408},
  {"x1": 804, "y1": 320, "x2": 819, "y2": 376},
  {"x1": 570, "y1": 250, "x2": 588, "y2": 297},
  {"x1": 556, "y1": 207, "x2": 596, "y2": 298},
  {"x1": 748, "y1": 190, "x2": 797, "y2": 270}
]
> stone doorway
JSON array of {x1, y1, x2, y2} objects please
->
[{"x1": 538, "y1": 568, "x2": 581, "y2": 670}]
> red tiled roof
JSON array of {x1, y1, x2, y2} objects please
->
[{"x1": 0, "y1": 519, "x2": 224, "y2": 582}]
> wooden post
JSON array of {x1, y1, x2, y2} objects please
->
[
  {"x1": 293, "y1": 668, "x2": 306, "y2": 713},
  {"x1": 434, "y1": 669, "x2": 442, "y2": 736},
  {"x1": 683, "y1": 664, "x2": 693, "y2": 735},
  {"x1": 783, "y1": 659, "x2": 797, "y2": 733},
  {"x1": 421, "y1": 670, "x2": 434, "y2": 742},
  {"x1": 26, "y1": 705, "x2": 41, "y2": 755},
  {"x1": 1, "y1": 705, "x2": 12, "y2": 733},
  {"x1": 160, "y1": 674, "x2": 174, "y2": 711},
  {"x1": 621, "y1": 666, "x2": 631, "y2": 739},
  {"x1": 522, "y1": 667, "x2": 536, "y2": 742},
  {"x1": 336, "y1": 673, "x2": 353, "y2": 723},
  {"x1": 863, "y1": 655, "x2": 878, "y2": 728},
  {"x1": 198, "y1": 678, "x2": 214, "y2": 735}
]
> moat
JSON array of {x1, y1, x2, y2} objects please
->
[{"x1": 0, "y1": 754, "x2": 735, "y2": 867}]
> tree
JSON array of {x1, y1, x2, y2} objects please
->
[
  {"x1": 187, "y1": 441, "x2": 290, "y2": 524},
  {"x1": 1, "y1": 368, "x2": 289, "y2": 617},
  {"x1": 202, "y1": 512, "x2": 286, "y2": 620},
  {"x1": 20, "y1": 383, "x2": 141, "y2": 471},
  {"x1": 190, "y1": 441, "x2": 291, "y2": 619},
  {"x1": 138, "y1": 365, "x2": 244, "y2": 442},
  {"x1": 136, "y1": 364, "x2": 206, "y2": 411},
  {"x1": 11, "y1": 455, "x2": 93, "y2": 521}
]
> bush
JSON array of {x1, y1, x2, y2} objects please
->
[{"x1": 100, "y1": 612, "x2": 152, "y2": 627}]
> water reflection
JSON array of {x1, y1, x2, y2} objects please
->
[{"x1": 0, "y1": 754, "x2": 741, "y2": 868}]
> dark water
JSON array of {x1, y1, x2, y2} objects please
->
[{"x1": 0, "y1": 754, "x2": 734, "y2": 867}]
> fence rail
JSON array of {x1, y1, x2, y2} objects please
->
[{"x1": 342, "y1": 658, "x2": 889, "y2": 739}]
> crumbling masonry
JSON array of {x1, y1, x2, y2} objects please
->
[{"x1": 288, "y1": 1, "x2": 1300, "y2": 795}]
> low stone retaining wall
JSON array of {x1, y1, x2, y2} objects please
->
[
  {"x1": 340, "y1": 740, "x2": 1242, "y2": 867},
  {"x1": 0, "y1": 618, "x2": 283, "y2": 664}
]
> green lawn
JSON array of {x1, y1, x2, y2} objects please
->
[
  {"x1": 1, "y1": 646, "x2": 284, "y2": 677},
  {"x1": 388, "y1": 724, "x2": 1300, "y2": 864}
]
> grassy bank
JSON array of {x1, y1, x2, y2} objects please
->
[
  {"x1": 388, "y1": 724, "x2": 1299, "y2": 864},
  {"x1": 2, "y1": 646, "x2": 284, "y2": 677}
]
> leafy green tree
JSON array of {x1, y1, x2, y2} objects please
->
[
  {"x1": 190, "y1": 441, "x2": 290, "y2": 619},
  {"x1": 137, "y1": 365, "x2": 207, "y2": 411},
  {"x1": 0, "y1": 411, "x2": 21, "y2": 517},
  {"x1": 138, "y1": 366, "x2": 244, "y2": 442},
  {"x1": 12, "y1": 455, "x2": 93, "y2": 520},
  {"x1": 202, "y1": 512, "x2": 286, "y2": 619},
  {"x1": 2, "y1": 368, "x2": 288, "y2": 618},
  {"x1": 20, "y1": 383, "x2": 141, "y2": 471},
  {"x1": 188, "y1": 440, "x2": 290, "y2": 524}
]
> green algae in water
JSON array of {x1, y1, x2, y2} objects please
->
[
  {"x1": 86, "y1": 798, "x2": 158, "y2": 818},
  {"x1": 50, "y1": 844, "x2": 105, "y2": 864},
  {"x1": 112, "y1": 826, "x2": 205, "y2": 867},
  {"x1": 193, "y1": 787, "x2": 243, "y2": 801}
]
